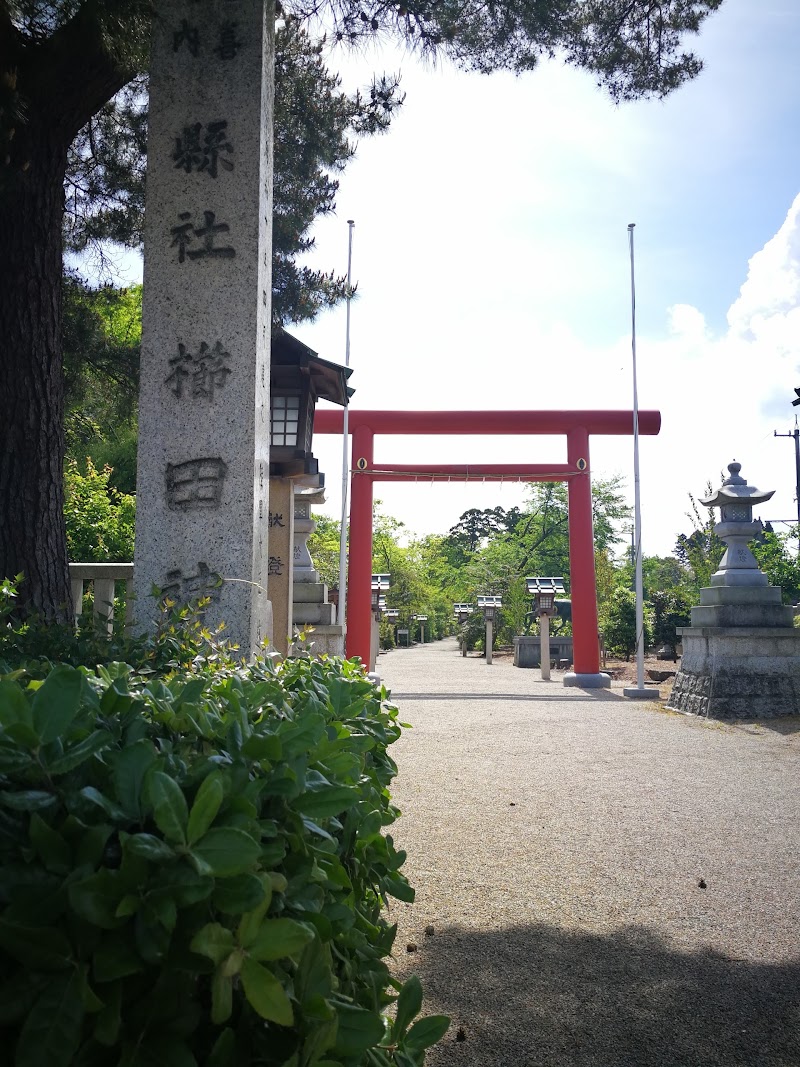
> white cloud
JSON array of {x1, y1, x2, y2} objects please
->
[{"x1": 728, "y1": 191, "x2": 800, "y2": 342}]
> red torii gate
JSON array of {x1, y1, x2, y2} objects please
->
[{"x1": 314, "y1": 409, "x2": 661, "y2": 686}]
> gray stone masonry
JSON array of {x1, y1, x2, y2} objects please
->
[
  {"x1": 667, "y1": 462, "x2": 800, "y2": 718},
  {"x1": 291, "y1": 487, "x2": 344, "y2": 655},
  {"x1": 134, "y1": 0, "x2": 274, "y2": 654}
]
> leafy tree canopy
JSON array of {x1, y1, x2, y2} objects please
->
[{"x1": 61, "y1": 23, "x2": 404, "y2": 324}]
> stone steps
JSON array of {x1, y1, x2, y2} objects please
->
[{"x1": 294, "y1": 602, "x2": 336, "y2": 625}]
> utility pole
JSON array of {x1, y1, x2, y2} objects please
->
[{"x1": 773, "y1": 415, "x2": 800, "y2": 531}]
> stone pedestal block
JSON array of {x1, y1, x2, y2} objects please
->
[
  {"x1": 668, "y1": 627, "x2": 800, "y2": 719},
  {"x1": 513, "y1": 635, "x2": 574, "y2": 668}
]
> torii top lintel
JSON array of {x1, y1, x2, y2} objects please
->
[{"x1": 314, "y1": 409, "x2": 661, "y2": 436}]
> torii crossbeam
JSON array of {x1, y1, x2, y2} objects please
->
[{"x1": 314, "y1": 409, "x2": 661, "y2": 687}]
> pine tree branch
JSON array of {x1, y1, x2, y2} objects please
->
[{"x1": 23, "y1": 3, "x2": 146, "y2": 143}]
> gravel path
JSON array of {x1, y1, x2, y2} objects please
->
[{"x1": 378, "y1": 638, "x2": 800, "y2": 1067}]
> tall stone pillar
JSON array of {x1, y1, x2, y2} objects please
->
[{"x1": 134, "y1": 0, "x2": 274, "y2": 653}]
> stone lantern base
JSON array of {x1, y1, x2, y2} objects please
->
[{"x1": 668, "y1": 626, "x2": 800, "y2": 719}]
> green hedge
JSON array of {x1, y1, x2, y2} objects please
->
[{"x1": 0, "y1": 649, "x2": 447, "y2": 1066}]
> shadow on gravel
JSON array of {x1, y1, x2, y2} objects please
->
[
  {"x1": 386, "y1": 692, "x2": 625, "y2": 702},
  {"x1": 400, "y1": 922, "x2": 800, "y2": 1067}
]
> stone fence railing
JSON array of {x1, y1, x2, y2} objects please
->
[{"x1": 70, "y1": 563, "x2": 134, "y2": 634}]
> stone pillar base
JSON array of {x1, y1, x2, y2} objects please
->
[
  {"x1": 667, "y1": 627, "x2": 800, "y2": 719},
  {"x1": 623, "y1": 685, "x2": 660, "y2": 700},
  {"x1": 563, "y1": 672, "x2": 611, "y2": 689}
]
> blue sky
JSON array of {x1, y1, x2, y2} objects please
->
[
  {"x1": 118, "y1": 0, "x2": 800, "y2": 560},
  {"x1": 296, "y1": 0, "x2": 800, "y2": 558}
]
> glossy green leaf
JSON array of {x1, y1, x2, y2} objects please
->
[
  {"x1": 0, "y1": 788, "x2": 56, "y2": 811},
  {"x1": 0, "y1": 919, "x2": 73, "y2": 970},
  {"x1": 93, "y1": 980, "x2": 122, "y2": 1046},
  {"x1": 248, "y1": 918, "x2": 315, "y2": 961},
  {"x1": 0, "y1": 741, "x2": 35, "y2": 772},
  {"x1": 384, "y1": 874, "x2": 415, "y2": 903},
  {"x1": 15, "y1": 971, "x2": 84, "y2": 1067},
  {"x1": 240, "y1": 957, "x2": 294, "y2": 1026},
  {"x1": 403, "y1": 1014, "x2": 451, "y2": 1053},
  {"x1": 29, "y1": 813, "x2": 71, "y2": 871},
  {"x1": 206, "y1": 1028, "x2": 236, "y2": 1067},
  {"x1": 113, "y1": 740, "x2": 155, "y2": 819},
  {"x1": 124, "y1": 832, "x2": 176, "y2": 864},
  {"x1": 31, "y1": 665, "x2": 83, "y2": 744},
  {"x1": 2, "y1": 720, "x2": 41, "y2": 748},
  {"x1": 332, "y1": 1003, "x2": 385, "y2": 1056},
  {"x1": 47, "y1": 731, "x2": 112, "y2": 775},
  {"x1": 190, "y1": 922, "x2": 236, "y2": 965},
  {"x1": 211, "y1": 969, "x2": 233, "y2": 1025},
  {"x1": 0, "y1": 678, "x2": 32, "y2": 728},
  {"x1": 93, "y1": 931, "x2": 145, "y2": 982},
  {"x1": 212, "y1": 872, "x2": 267, "y2": 915},
  {"x1": 187, "y1": 771, "x2": 223, "y2": 845},
  {"x1": 148, "y1": 771, "x2": 189, "y2": 844},
  {"x1": 191, "y1": 826, "x2": 260, "y2": 876},
  {"x1": 294, "y1": 785, "x2": 360, "y2": 819},
  {"x1": 392, "y1": 974, "x2": 423, "y2": 1040},
  {"x1": 69, "y1": 870, "x2": 125, "y2": 929},
  {"x1": 78, "y1": 785, "x2": 125, "y2": 820},
  {"x1": 77, "y1": 965, "x2": 104, "y2": 1013},
  {"x1": 136, "y1": 1034, "x2": 198, "y2": 1067}
]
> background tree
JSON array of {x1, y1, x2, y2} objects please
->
[
  {"x1": 64, "y1": 25, "x2": 404, "y2": 324},
  {"x1": 0, "y1": 0, "x2": 724, "y2": 618},
  {"x1": 750, "y1": 526, "x2": 800, "y2": 606},
  {"x1": 306, "y1": 513, "x2": 344, "y2": 589},
  {"x1": 63, "y1": 276, "x2": 142, "y2": 494}
]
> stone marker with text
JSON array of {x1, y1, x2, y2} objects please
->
[{"x1": 134, "y1": 0, "x2": 275, "y2": 653}]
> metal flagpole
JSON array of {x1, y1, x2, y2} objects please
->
[
  {"x1": 624, "y1": 223, "x2": 659, "y2": 699},
  {"x1": 337, "y1": 220, "x2": 355, "y2": 628}
]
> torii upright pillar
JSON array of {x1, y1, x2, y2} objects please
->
[{"x1": 348, "y1": 422, "x2": 375, "y2": 669}]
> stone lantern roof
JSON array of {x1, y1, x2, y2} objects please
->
[{"x1": 700, "y1": 462, "x2": 774, "y2": 509}]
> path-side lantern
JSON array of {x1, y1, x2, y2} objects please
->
[
  {"x1": 526, "y1": 578, "x2": 565, "y2": 681},
  {"x1": 477, "y1": 595, "x2": 502, "y2": 621},
  {"x1": 526, "y1": 577, "x2": 566, "y2": 617},
  {"x1": 476, "y1": 595, "x2": 502, "y2": 665},
  {"x1": 385, "y1": 608, "x2": 400, "y2": 623},
  {"x1": 453, "y1": 603, "x2": 472, "y2": 624},
  {"x1": 371, "y1": 574, "x2": 391, "y2": 618},
  {"x1": 270, "y1": 328, "x2": 354, "y2": 478}
]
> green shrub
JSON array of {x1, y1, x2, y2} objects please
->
[
  {"x1": 64, "y1": 457, "x2": 136, "y2": 563},
  {"x1": 601, "y1": 587, "x2": 652, "y2": 660},
  {"x1": 0, "y1": 649, "x2": 447, "y2": 1066},
  {"x1": 379, "y1": 621, "x2": 395, "y2": 652}
]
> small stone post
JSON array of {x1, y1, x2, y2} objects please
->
[
  {"x1": 267, "y1": 479, "x2": 294, "y2": 656},
  {"x1": 134, "y1": 0, "x2": 274, "y2": 653},
  {"x1": 540, "y1": 612, "x2": 551, "y2": 681}
]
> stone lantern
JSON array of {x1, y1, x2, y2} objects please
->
[
  {"x1": 477, "y1": 595, "x2": 502, "y2": 665},
  {"x1": 453, "y1": 603, "x2": 473, "y2": 657},
  {"x1": 270, "y1": 329, "x2": 353, "y2": 478},
  {"x1": 700, "y1": 462, "x2": 773, "y2": 587},
  {"x1": 667, "y1": 461, "x2": 800, "y2": 719}
]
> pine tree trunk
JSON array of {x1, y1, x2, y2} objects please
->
[{"x1": 0, "y1": 130, "x2": 72, "y2": 622}]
